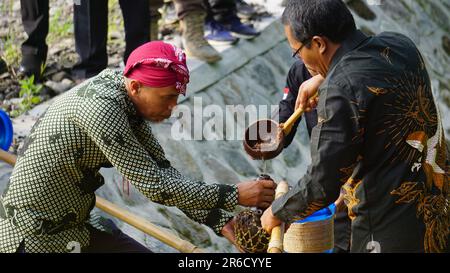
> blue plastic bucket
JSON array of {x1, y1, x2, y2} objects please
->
[
  {"x1": 297, "y1": 203, "x2": 336, "y2": 224},
  {"x1": 0, "y1": 109, "x2": 13, "y2": 151},
  {"x1": 284, "y1": 204, "x2": 336, "y2": 253}
]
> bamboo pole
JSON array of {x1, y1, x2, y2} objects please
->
[
  {"x1": 95, "y1": 196, "x2": 204, "y2": 253},
  {"x1": 267, "y1": 181, "x2": 289, "y2": 253},
  {"x1": 0, "y1": 149, "x2": 16, "y2": 166},
  {"x1": 0, "y1": 149, "x2": 204, "y2": 253}
]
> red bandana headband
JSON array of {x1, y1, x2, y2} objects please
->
[{"x1": 123, "y1": 41, "x2": 190, "y2": 95}]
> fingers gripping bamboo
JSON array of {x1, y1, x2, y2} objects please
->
[
  {"x1": 282, "y1": 92, "x2": 319, "y2": 136},
  {"x1": 0, "y1": 149, "x2": 204, "y2": 253},
  {"x1": 267, "y1": 181, "x2": 289, "y2": 253}
]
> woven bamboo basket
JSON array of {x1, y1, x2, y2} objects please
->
[{"x1": 283, "y1": 204, "x2": 335, "y2": 253}]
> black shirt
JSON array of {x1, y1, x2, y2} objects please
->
[
  {"x1": 279, "y1": 60, "x2": 316, "y2": 145},
  {"x1": 273, "y1": 30, "x2": 449, "y2": 253},
  {"x1": 279, "y1": 60, "x2": 351, "y2": 252}
]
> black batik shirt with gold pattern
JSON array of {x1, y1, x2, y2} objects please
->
[
  {"x1": 0, "y1": 69, "x2": 238, "y2": 253},
  {"x1": 272, "y1": 30, "x2": 449, "y2": 253}
]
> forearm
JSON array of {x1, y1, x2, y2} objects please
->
[
  {"x1": 146, "y1": 166, "x2": 239, "y2": 211},
  {"x1": 271, "y1": 172, "x2": 331, "y2": 223}
]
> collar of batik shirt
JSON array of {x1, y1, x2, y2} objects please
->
[{"x1": 329, "y1": 29, "x2": 370, "y2": 72}]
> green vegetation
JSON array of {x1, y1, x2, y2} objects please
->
[
  {"x1": 1, "y1": 33, "x2": 20, "y2": 68},
  {"x1": 10, "y1": 75, "x2": 43, "y2": 117},
  {"x1": 47, "y1": 7, "x2": 73, "y2": 44},
  {"x1": 107, "y1": 0, "x2": 125, "y2": 44},
  {"x1": 0, "y1": 0, "x2": 13, "y2": 19},
  {"x1": 0, "y1": 0, "x2": 20, "y2": 67}
]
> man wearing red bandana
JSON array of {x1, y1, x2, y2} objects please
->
[{"x1": 0, "y1": 41, "x2": 276, "y2": 253}]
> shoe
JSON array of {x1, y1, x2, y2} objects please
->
[
  {"x1": 180, "y1": 11, "x2": 222, "y2": 63},
  {"x1": 159, "y1": 1, "x2": 178, "y2": 26},
  {"x1": 158, "y1": 1, "x2": 180, "y2": 37},
  {"x1": 221, "y1": 15, "x2": 260, "y2": 40},
  {"x1": 204, "y1": 20, "x2": 239, "y2": 46},
  {"x1": 0, "y1": 57, "x2": 7, "y2": 74},
  {"x1": 18, "y1": 56, "x2": 45, "y2": 82},
  {"x1": 236, "y1": 0, "x2": 257, "y2": 20}
]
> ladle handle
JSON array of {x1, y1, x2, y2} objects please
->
[
  {"x1": 282, "y1": 92, "x2": 318, "y2": 135},
  {"x1": 267, "y1": 181, "x2": 289, "y2": 253}
]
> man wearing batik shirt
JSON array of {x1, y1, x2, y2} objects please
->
[
  {"x1": 0, "y1": 41, "x2": 276, "y2": 253},
  {"x1": 262, "y1": 0, "x2": 449, "y2": 253},
  {"x1": 279, "y1": 60, "x2": 351, "y2": 253}
]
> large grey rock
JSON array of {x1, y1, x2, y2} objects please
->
[{"x1": 221, "y1": 148, "x2": 258, "y2": 177}]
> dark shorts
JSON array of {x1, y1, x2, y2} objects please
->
[
  {"x1": 83, "y1": 219, "x2": 152, "y2": 253},
  {"x1": 16, "y1": 218, "x2": 152, "y2": 253}
]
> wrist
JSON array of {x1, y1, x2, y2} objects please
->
[
  {"x1": 221, "y1": 218, "x2": 234, "y2": 235},
  {"x1": 218, "y1": 184, "x2": 238, "y2": 211}
]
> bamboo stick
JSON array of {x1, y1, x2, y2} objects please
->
[
  {"x1": 282, "y1": 92, "x2": 318, "y2": 135},
  {"x1": 0, "y1": 149, "x2": 16, "y2": 166},
  {"x1": 267, "y1": 181, "x2": 289, "y2": 253},
  {"x1": 95, "y1": 196, "x2": 204, "y2": 253}
]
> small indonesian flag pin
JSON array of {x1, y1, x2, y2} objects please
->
[{"x1": 282, "y1": 87, "x2": 289, "y2": 100}]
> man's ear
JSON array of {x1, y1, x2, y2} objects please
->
[
  {"x1": 128, "y1": 79, "x2": 141, "y2": 96},
  {"x1": 312, "y1": 36, "x2": 328, "y2": 55}
]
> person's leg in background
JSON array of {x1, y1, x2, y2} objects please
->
[
  {"x1": 149, "y1": 0, "x2": 165, "y2": 41},
  {"x1": 235, "y1": 0, "x2": 258, "y2": 21},
  {"x1": 206, "y1": 0, "x2": 259, "y2": 39},
  {"x1": 207, "y1": 0, "x2": 235, "y2": 22},
  {"x1": 72, "y1": 0, "x2": 108, "y2": 81},
  {"x1": 19, "y1": 0, "x2": 49, "y2": 81},
  {"x1": 202, "y1": 0, "x2": 238, "y2": 47},
  {"x1": 173, "y1": 0, "x2": 222, "y2": 63},
  {"x1": 119, "y1": 0, "x2": 150, "y2": 63}
]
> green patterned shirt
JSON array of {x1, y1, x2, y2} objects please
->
[{"x1": 0, "y1": 69, "x2": 238, "y2": 253}]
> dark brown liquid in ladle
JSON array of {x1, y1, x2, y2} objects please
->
[{"x1": 243, "y1": 119, "x2": 285, "y2": 160}]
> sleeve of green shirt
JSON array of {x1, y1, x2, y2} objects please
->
[
  {"x1": 145, "y1": 149, "x2": 237, "y2": 234},
  {"x1": 132, "y1": 119, "x2": 238, "y2": 213},
  {"x1": 74, "y1": 96, "x2": 238, "y2": 213},
  {"x1": 272, "y1": 82, "x2": 363, "y2": 222}
]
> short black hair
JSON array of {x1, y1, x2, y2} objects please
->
[{"x1": 282, "y1": 0, "x2": 356, "y2": 45}]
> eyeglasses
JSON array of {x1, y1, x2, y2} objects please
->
[{"x1": 291, "y1": 40, "x2": 310, "y2": 58}]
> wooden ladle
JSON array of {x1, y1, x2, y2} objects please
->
[{"x1": 243, "y1": 93, "x2": 318, "y2": 160}]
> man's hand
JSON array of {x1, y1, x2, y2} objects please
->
[
  {"x1": 221, "y1": 218, "x2": 245, "y2": 252},
  {"x1": 261, "y1": 205, "x2": 282, "y2": 234},
  {"x1": 334, "y1": 192, "x2": 347, "y2": 213},
  {"x1": 236, "y1": 180, "x2": 276, "y2": 209},
  {"x1": 295, "y1": 74, "x2": 325, "y2": 111}
]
